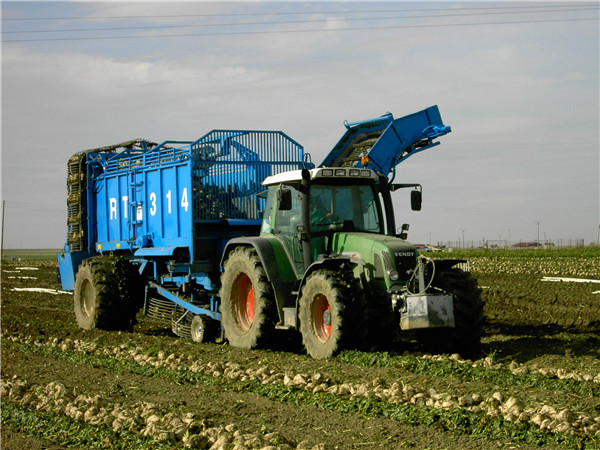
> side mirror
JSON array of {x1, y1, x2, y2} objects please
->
[
  {"x1": 398, "y1": 223, "x2": 410, "y2": 240},
  {"x1": 278, "y1": 188, "x2": 292, "y2": 211},
  {"x1": 411, "y1": 189, "x2": 422, "y2": 211}
]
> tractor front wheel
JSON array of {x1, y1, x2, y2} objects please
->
[
  {"x1": 220, "y1": 247, "x2": 275, "y2": 349},
  {"x1": 299, "y1": 269, "x2": 364, "y2": 359}
]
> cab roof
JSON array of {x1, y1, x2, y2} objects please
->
[{"x1": 262, "y1": 167, "x2": 379, "y2": 186}]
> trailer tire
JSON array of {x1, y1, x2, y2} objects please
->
[
  {"x1": 416, "y1": 268, "x2": 484, "y2": 359},
  {"x1": 220, "y1": 247, "x2": 275, "y2": 349},
  {"x1": 190, "y1": 314, "x2": 219, "y2": 343},
  {"x1": 74, "y1": 256, "x2": 143, "y2": 331},
  {"x1": 299, "y1": 269, "x2": 364, "y2": 359}
]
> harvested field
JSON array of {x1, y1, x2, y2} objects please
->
[{"x1": 1, "y1": 249, "x2": 599, "y2": 449}]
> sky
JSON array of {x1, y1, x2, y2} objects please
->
[{"x1": 1, "y1": 1, "x2": 598, "y2": 249}]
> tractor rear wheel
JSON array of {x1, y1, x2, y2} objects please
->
[
  {"x1": 220, "y1": 247, "x2": 275, "y2": 349},
  {"x1": 74, "y1": 255, "x2": 143, "y2": 331},
  {"x1": 299, "y1": 269, "x2": 364, "y2": 359},
  {"x1": 416, "y1": 268, "x2": 484, "y2": 359}
]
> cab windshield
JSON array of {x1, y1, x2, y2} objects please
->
[{"x1": 309, "y1": 183, "x2": 383, "y2": 233}]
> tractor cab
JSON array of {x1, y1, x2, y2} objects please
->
[
  {"x1": 259, "y1": 166, "x2": 423, "y2": 288},
  {"x1": 261, "y1": 168, "x2": 392, "y2": 273}
]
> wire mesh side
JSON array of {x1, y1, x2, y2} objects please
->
[{"x1": 192, "y1": 131, "x2": 305, "y2": 222}]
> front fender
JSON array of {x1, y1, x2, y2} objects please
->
[{"x1": 298, "y1": 256, "x2": 362, "y2": 294}]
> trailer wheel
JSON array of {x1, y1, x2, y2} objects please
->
[
  {"x1": 74, "y1": 256, "x2": 143, "y2": 331},
  {"x1": 299, "y1": 269, "x2": 364, "y2": 359},
  {"x1": 190, "y1": 314, "x2": 219, "y2": 343},
  {"x1": 220, "y1": 247, "x2": 275, "y2": 349},
  {"x1": 416, "y1": 268, "x2": 484, "y2": 359}
]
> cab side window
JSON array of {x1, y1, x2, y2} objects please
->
[{"x1": 275, "y1": 184, "x2": 301, "y2": 234}]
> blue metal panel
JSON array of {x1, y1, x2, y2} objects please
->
[
  {"x1": 94, "y1": 172, "x2": 135, "y2": 250},
  {"x1": 93, "y1": 175, "x2": 109, "y2": 247},
  {"x1": 136, "y1": 161, "x2": 193, "y2": 249},
  {"x1": 367, "y1": 106, "x2": 451, "y2": 176},
  {"x1": 57, "y1": 250, "x2": 92, "y2": 290},
  {"x1": 92, "y1": 146, "x2": 193, "y2": 253},
  {"x1": 134, "y1": 246, "x2": 179, "y2": 257}
]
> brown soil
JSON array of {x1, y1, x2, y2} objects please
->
[{"x1": 1, "y1": 258, "x2": 599, "y2": 449}]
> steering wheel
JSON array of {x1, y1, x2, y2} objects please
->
[{"x1": 316, "y1": 213, "x2": 342, "y2": 226}]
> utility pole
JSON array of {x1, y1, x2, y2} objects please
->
[
  {"x1": 1, "y1": 200, "x2": 5, "y2": 260},
  {"x1": 535, "y1": 220, "x2": 541, "y2": 249}
]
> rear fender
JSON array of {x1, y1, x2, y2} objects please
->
[{"x1": 221, "y1": 237, "x2": 298, "y2": 322}]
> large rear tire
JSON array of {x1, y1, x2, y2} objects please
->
[
  {"x1": 74, "y1": 255, "x2": 143, "y2": 331},
  {"x1": 299, "y1": 269, "x2": 364, "y2": 359},
  {"x1": 220, "y1": 247, "x2": 275, "y2": 349},
  {"x1": 416, "y1": 268, "x2": 484, "y2": 359}
]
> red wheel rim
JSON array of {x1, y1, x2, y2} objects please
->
[
  {"x1": 232, "y1": 273, "x2": 254, "y2": 332},
  {"x1": 312, "y1": 293, "x2": 331, "y2": 343}
]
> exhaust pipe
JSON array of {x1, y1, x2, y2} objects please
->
[{"x1": 299, "y1": 169, "x2": 312, "y2": 271}]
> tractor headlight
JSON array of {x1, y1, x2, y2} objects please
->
[{"x1": 387, "y1": 269, "x2": 399, "y2": 281}]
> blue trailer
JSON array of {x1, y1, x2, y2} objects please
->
[
  {"x1": 58, "y1": 131, "x2": 309, "y2": 337},
  {"x1": 59, "y1": 106, "x2": 484, "y2": 358}
]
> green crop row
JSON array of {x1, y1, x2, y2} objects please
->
[
  {"x1": 0, "y1": 401, "x2": 171, "y2": 450},
  {"x1": 430, "y1": 249, "x2": 600, "y2": 278},
  {"x1": 435, "y1": 248, "x2": 599, "y2": 259},
  {"x1": 337, "y1": 350, "x2": 599, "y2": 397},
  {"x1": 5, "y1": 340, "x2": 594, "y2": 449}
]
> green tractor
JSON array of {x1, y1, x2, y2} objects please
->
[
  {"x1": 57, "y1": 105, "x2": 483, "y2": 360},
  {"x1": 219, "y1": 165, "x2": 484, "y2": 359}
]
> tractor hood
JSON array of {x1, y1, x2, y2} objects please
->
[{"x1": 329, "y1": 232, "x2": 418, "y2": 283}]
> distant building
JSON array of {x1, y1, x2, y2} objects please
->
[{"x1": 512, "y1": 242, "x2": 541, "y2": 248}]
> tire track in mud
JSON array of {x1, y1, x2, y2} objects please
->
[{"x1": 3, "y1": 332, "x2": 599, "y2": 448}]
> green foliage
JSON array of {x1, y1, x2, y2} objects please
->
[
  {"x1": 2, "y1": 249, "x2": 61, "y2": 261},
  {"x1": 337, "y1": 350, "x2": 599, "y2": 397},
  {"x1": 0, "y1": 402, "x2": 173, "y2": 449},
  {"x1": 234, "y1": 379, "x2": 587, "y2": 448}
]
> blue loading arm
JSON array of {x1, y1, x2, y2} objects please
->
[{"x1": 319, "y1": 105, "x2": 451, "y2": 179}]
